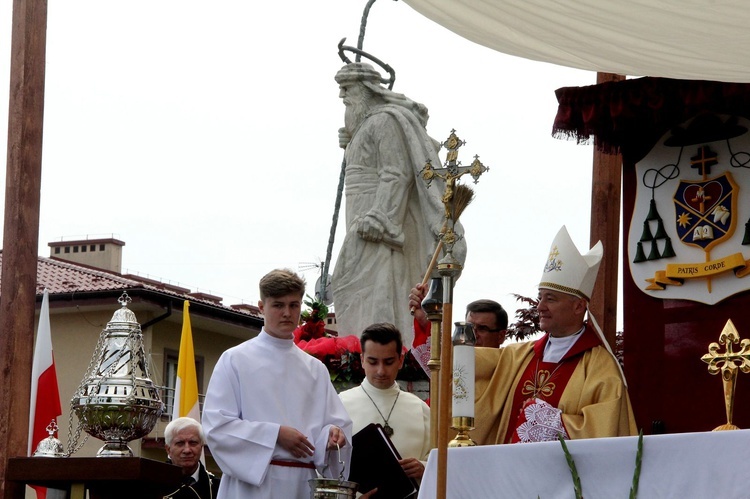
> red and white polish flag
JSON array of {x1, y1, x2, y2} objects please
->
[{"x1": 28, "y1": 289, "x2": 62, "y2": 499}]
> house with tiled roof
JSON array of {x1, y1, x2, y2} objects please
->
[{"x1": 24, "y1": 237, "x2": 263, "y2": 471}]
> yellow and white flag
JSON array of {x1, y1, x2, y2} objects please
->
[{"x1": 172, "y1": 301, "x2": 200, "y2": 422}]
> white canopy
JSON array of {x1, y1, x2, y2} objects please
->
[{"x1": 402, "y1": 0, "x2": 750, "y2": 83}]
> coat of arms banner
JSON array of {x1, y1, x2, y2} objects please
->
[{"x1": 628, "y1": 113, "x2": 750, "y2": 304}]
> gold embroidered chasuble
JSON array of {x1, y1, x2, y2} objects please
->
[{"x1": 473, "y1": 324, "x2": 637, "y2": 446}]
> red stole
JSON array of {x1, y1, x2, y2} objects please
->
[{"x1": 503, "y1": 324, "x2": 601, "y2": 444}]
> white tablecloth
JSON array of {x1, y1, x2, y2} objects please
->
[{"x1": 418, "y1": 430, "x2": 750, "y2": 498}]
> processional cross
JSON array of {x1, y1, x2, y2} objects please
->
[
  {"x1": 700, "y1": 318, "x2": 750, "y2": 430},
  {"x1": 420, "y1": 129, "x2": 488, "y2": 248},
  {"x1": 418, "y1": 129, "x2": 490, "y2": 499}
]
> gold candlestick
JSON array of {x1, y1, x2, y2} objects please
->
[
  {"x1": 449, "y1": 417, "x2": 477, "y2": 447},
  {"x1": 449, "y1": 322, "x2": 477, "y2": 447}
]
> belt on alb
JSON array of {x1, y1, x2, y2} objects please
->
[{"x1": 270, "y1": 459, "x2": 316, "y2": 469}]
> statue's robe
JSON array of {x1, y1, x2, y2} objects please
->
[{"x1": 333, "y1": 104, "x2": 466, "y2": 345}]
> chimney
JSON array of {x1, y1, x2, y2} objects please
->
[{"x1": 49, "y1": 237, "x2": 125, "y2": 273}]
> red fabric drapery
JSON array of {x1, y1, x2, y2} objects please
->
[{"x1": 553, "y1": 77, "x2": 750, "y2": 163}]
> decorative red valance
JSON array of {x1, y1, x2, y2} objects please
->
[{"x1": 553, "y1": 77, "x2": 750, "y2": 163}]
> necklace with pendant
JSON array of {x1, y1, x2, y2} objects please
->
[{"x1": 361, "y1": 385, "x2": 400, "y2": 437}]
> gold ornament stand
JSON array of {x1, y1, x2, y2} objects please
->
[{"x1": 700, "y1": 318, "x2": 750, "y2": 431}]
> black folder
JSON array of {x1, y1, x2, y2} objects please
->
[{"x1": 348, "y1": 423, "x2": 419, "y2": 499}]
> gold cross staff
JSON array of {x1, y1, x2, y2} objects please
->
[
  {"x1": 420, "y1": 129, "x2": 488, "y2": 223},
  {"x1": 419, "y1": 129, "x2": 489, "y2": 499},
  {"x1": 701, "y1": 318, "x2": 750, "y2": 430}
]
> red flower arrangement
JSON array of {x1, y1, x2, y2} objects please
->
[
  {"x1": 293, "y1": 296, "x2": 428, "y2": 385},
  {"x1": 294, "y1": 296, "x2": 365, "y2": 383},
  {"x1": 294, "y1": 295, "x2": 330, "y2": 342}
]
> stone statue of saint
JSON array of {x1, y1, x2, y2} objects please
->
[{"x1": 332, "y1": 62, "x2": 467, "y2": 347}]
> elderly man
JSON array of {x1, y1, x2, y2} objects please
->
[
  {"x1": 164, "y1": 417, "x2": 220, "y2": 499},
  {"x1": 332, "y1": 61, "x2": 466, "y2": 346},
  {"x1": 473, "y1": 226, "x2": 637, "y2": 445}
]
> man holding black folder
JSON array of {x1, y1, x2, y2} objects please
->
[{"x1": 340, "y1": 323, "x2": 430, "y2": 496}]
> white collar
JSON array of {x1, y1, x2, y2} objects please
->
[
  {"x1": 543, "y1": 325, "x2": 585, "y2": 363},
  {"x1": 362, "y1": 377, "x2": 400, "y2": 395},
  {"x1": 259, "y1": 329, "x2": 294, "y2": 348},
  {"x1": 190, "y1": 464, "x2": 201, "y2": 483}
]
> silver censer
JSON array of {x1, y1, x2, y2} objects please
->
[{"x1": 71, "y1": 293, "x2": 164, "y2": 457}]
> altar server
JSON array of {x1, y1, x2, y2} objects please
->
[
  {"x1": 339, "y1": 323, "x2": 430, "y2": 480},
  {"x1": 202, "y1": 269, "x2": 352, "y2": 498}
]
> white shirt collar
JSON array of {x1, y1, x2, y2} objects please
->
[
  {"x1": 543, "y1": 325, "x2": 585, "y2": 363},
  {"x1": 362, "y1": 377, "x2": 400, "y2": 395},
  {"x1": 190, "y1": 465, "x2": 201, "y2": 483}
]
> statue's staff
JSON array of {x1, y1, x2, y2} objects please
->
[
  {"x1": 321, "y1": 0, "x2": 396, "y2": 300},
  {"x1": 323, "y1": 39, "x2": 396, "y2": 296}
]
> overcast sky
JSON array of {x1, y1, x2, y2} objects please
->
[{"x1": 0, "y1": 0, "x2": 601, "y2": 330}]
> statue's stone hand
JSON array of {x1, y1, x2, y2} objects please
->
[
  {"x1": 338, "y1": 127, "x2": 351, "y2": 149},
  {"x1": 356, "y1": 216, "x2": 385, "y2": 243}
]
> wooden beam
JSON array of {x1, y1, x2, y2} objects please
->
[
  {"x1": 0, "y1": 0, "x2": 48, "y2": 497},
  {"x1": 436, "y1": 301, "x2": 453, "y2": 499},
  {"x1": 589, "y1": 72, "x2": 624, "y2": 348}
]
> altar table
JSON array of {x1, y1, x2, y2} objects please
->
[{"x1": 418, "y1": 430, "x2": 750, "y2": 498}]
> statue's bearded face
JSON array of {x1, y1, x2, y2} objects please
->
[{"x1": 340, "y1": 82, "x2": 371, "y2": 134}]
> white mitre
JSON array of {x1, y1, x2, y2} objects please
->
[{"x1": 538, "y1": 225, "x2": 603, "y2": 301}]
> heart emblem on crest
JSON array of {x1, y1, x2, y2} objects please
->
[{"x1": 683, "y1": 181, "x2": 723, "y2": 214}]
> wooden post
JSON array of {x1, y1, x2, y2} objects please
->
[
  {"x1": 0, "y1": 0, "x2": 48, "y2": 497},
  {"x1": 436, "y1": 301, "x2": 453, "y2": 499},
  {"x1": 589, "y1": 72, "x2": 624, "y2": 348}
]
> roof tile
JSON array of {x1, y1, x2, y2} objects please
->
[{"x1": 0, "y1": 253, "x2": 263, "y2": 319}]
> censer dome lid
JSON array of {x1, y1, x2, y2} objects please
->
[
  {"x1": 33, "y1": 421, "x2": 65, "y2": 458},
  {"x1": 109, "y1": 292, "x2": 138, "y2": 324}
]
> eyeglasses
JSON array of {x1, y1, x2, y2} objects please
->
[{"x1": 468, "y1": 323, "x2": 502, "y2": 334}]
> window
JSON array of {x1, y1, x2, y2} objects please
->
[
  {"x1": 163, "y1": 353, "x2": 177, "y2": 416},
  {"x1": 73, "y1": 246, "x2": 79, "y2": 253},
  {"x1": 161, "y1": 348, "x2": 205, "y2": 419},
  {"x1": 90, "y1": 245, "x2": 96, "y2": 251},
  {"x1": 99, "y1": 244, "x2": 105, "y2": 251},
  {"x1": 81, "y1": 245, "x2": 87, "y2": 252},
  {"x1": 54, "y1": 248, "x2": 60, "y2": 254},
  {"x1": 64, "y1": 246, "x2": 70, "y2": 254}
]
